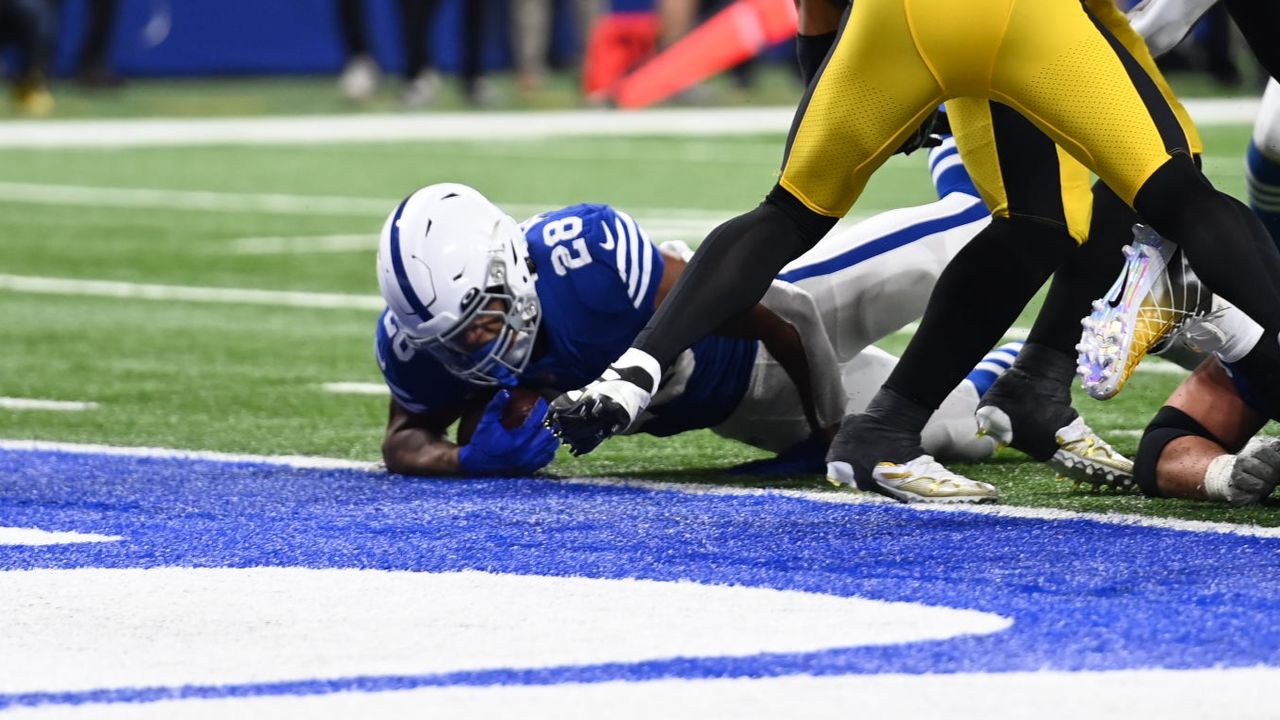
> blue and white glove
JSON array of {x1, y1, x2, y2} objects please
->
[
  {"x1": 547, "y1": 348, "x2": 661, "y2": 456},
  {"x1": 458, "y1": 390, "x2": 561, "y2": 475}
]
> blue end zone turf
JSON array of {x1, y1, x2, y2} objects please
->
[{"x1": 3, "y1": 448, "x2": 1280, "y2": 709}]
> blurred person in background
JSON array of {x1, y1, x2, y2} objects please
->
[
  {"x1": 511, "y1": 0, "x2": 601, "y2": 99},
  {"x1": 70, "y1": 0, "x2": 122, "y2": 88},
  {"x1": 337, "y1": 0, "x2": 380, "y2": 102},
  {"x1": 400, "y1": 0, "x2": 490, "y2": 107},
  {"x1": 0, "y1": 0, "x2": 56, "y2": 114}
]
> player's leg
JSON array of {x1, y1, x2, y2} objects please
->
[
  {"x1": 713, "y1": 343, "x2": 1015, "y2": 465},
  {"x1": 1223, "y1": 0, "x2": 1280, "y2": 80},
  {"x1": 1009, "y1": 0, "x2": 1201, "y2": 364},
  {"x1": 826, "y1": 99, "x2": 1080, "y2": 494},
  {"x1": 843, "y1": 346, "x2": 1006, "y2": 463},
  {"x1": 1247, "y1": 80, "x2": 1280, "y2": 245},
  {"x1": 778, "y1": 136, "x2": 990, "y2": 363},
  {"x1": 629, "y1": 0, "x2": 943, "y2": 371},
  {"x1": 993, "y1": 0, "x2": 1280, "y2": 357},
  {"x1": 1135, "y1": 359, "x2": 1276, "y2": 504}
]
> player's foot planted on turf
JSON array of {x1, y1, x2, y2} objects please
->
[
  {"x1": 975, "y1": 342, "x2": 1134, "y2": 490},
  {"x1": 825, "y1": 388, "x2": 999, "y2": 504},
  {"x1": 975, "y1": 342, "x2": 1079, "y2": 460}
]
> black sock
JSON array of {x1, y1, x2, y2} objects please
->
[
  {"x1": 884, "y1": 216, "x2": 1076, "y2": 413},
  {"x1": 1136, "y1": 155, "x2": 1280, "y2": 340},
  {"x1": 1026, "y1": 180, "x2": 1134, "y2": 355},
  {"x1": 635, "y1": 185, "x2": 836, "y2": 368}
]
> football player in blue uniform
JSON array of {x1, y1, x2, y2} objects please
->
[
  {"x1": 372, "y1": 143, "x2": 1047, "y2": 497},
  {"x1": 1118, "y1": 298, "x2": 1280, "y2": 505}
]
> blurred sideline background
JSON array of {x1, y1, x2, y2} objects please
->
[
  {"x1": 0, "y1": 0, "x2": 1271, "y2": 118},
  {"x1": 0, "y1": 0, "x2": 1273, "y2": 522}
]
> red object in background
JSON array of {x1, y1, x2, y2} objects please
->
[
  {"x1": 611, "y1": 0, "x2": 799, "y2": 109},
  {"x1": 582, "y1": 12, "x2": 662, "y2": 103}
]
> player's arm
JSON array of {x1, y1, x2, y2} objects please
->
[
  {"x1": 1127, "y1": 0, "x2": 1218, "y2": 58},
  {"x1": 383, "y1": 391, "x2": 560, "y2": 477},
  {"x1": 1135, "y1": 359, "x2": 1275, "y2": 503},
  {"x1": 656, "y1": 245, "x2": 842, "y2": 437},
  {"x1": 382, "y1": 399, "x2": 470, "y2": 476}
]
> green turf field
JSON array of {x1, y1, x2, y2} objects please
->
[{"x1": 0, "y1": 105, "x2": 1273, "y2": 525}]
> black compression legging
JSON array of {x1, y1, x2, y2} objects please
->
[
  {"x1": 634, "y1": 185, "x2": 836, "y2": 368},
  {"x1": 1025, "y1": 180, "x2": 1136, "y2": 356},
  {"x1": 884, "y1": 215, "x2": 1077, "y2": 410},
  {"x1": 1134, "y1": 154, "x2": 1280, "y2": 340}
]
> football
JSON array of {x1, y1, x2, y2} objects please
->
[{"x1": 501, "y1": 386, "x2": 544, "y2": 430}]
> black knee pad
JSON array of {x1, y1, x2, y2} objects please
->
[{"x1": 1135, "y1": 406, "x2": 1222, "y2": 497}]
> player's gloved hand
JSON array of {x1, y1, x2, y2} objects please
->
[
  {"x1": 1205, "y1": 438, "x2": 1280, "y2": 506},
  {"x1": 458, "y1": 390, "x2": 561, "y2": 475},
  {"x1": 895, "y1": 109, "x2": 950, "y2": 156},
  {"x1": 546, "y1": 348, "x2": 661, "y2": 456}
]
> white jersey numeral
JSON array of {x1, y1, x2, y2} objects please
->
[{"x1": 542, "y1": 216, "x2": 593, "y2": 276}]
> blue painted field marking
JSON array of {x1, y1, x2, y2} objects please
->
[{"x1": 2, "y1": 447, "x2": 1279, "y2": 710}]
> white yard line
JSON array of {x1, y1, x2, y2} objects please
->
[
  {"x1": 0, "y1": 181, "x2": 746, "y2": 227},
  {"x1": 0, "y1": 274, "x2": 383, "y2": 310},
  {"x1": 320, "y1": 382, "x2": 387, "y2": 396},
  {"x1": 0, "y1": 99, "x2": 1256, "y2": 149},
  {"x1": 1, "y1": 439, "x2": 1276, "y2": 539},
  {"x1": 228, "y1": 234, "x2": 375, "y2": 255},
  {"x1": 225, "y1": 216, "x2": 733, "y2": 254},
  {"x1": 0, "y1": 181, "x2": 390, "y2": 216},
  {"x1": 0, "y1": 273, "x2": 1202, "y2": 383},
  {"x1": 0, "y1": 397, "x2": 98, "y2": 411}
]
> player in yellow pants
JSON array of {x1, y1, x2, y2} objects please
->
[
  {"x1": 548, "y1": 0, "x2": 1280, "y2": 504},
  {"x1": 941, "y1": 0, "x2": 1206, "y2": 489}
]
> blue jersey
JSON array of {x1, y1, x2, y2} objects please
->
[
  {"x1": 374, "y1": 204, "x2": 758, "y2": 432},
  {"x1": 1223, "y1": 358, "x2": 1280, "y2": 422}
]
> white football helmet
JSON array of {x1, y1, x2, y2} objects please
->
[{"x1": 376, "y1": 183, "x2": 540, "y2": 386}]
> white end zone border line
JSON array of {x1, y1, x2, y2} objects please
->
[
  {"x1": 0, "y1": 98, "x2": 1257, "y2": 149},
  {"x1": 0, "y1": 526, "x2": 121, "y2": 545},
  {"x1": 1, "y1": 438, "x2": 1276, "y2": 539}
]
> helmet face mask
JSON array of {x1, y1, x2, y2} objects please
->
[
  {"x1": 377, "y1": 184, "x2": 542, "y2": 388},
  {"x1": 405, "y1": 253, "x2": 542, "y2": 387}
]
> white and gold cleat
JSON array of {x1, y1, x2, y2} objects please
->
[
  {"x1": 1078, "y1": 225, "x2": 1210, "y2": 400},
  {"x1": 1050, "y1": 416, "x2": 1135, "y2": 491},
  {"x1": 828, "y1": 455, "x2": 999, "y2": 504}
]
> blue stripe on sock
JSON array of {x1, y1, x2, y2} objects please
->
[
  {"x1": 965, "y1": 342, "x2": 1024, "y2": 397},
  {"x1": 928, "y1": 136, "x2": 980, "y2": 200},
  {"x1": 935, "y1": 165, "x2": 980, "y2": 201},
  {"x1": 1247, "y1": 142, "x2": 1280, "y2": 186},
  {"x1": 1246, "y1": 143, "x2": 1280, "y2": 248}
]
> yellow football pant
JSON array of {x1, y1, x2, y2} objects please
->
[
  {"x1": 781, "y1": 0, "x2": 1196, "y2": 222},
  {"x1": 946, "y1": 0, "x2": 1203, "y2": 242}
]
